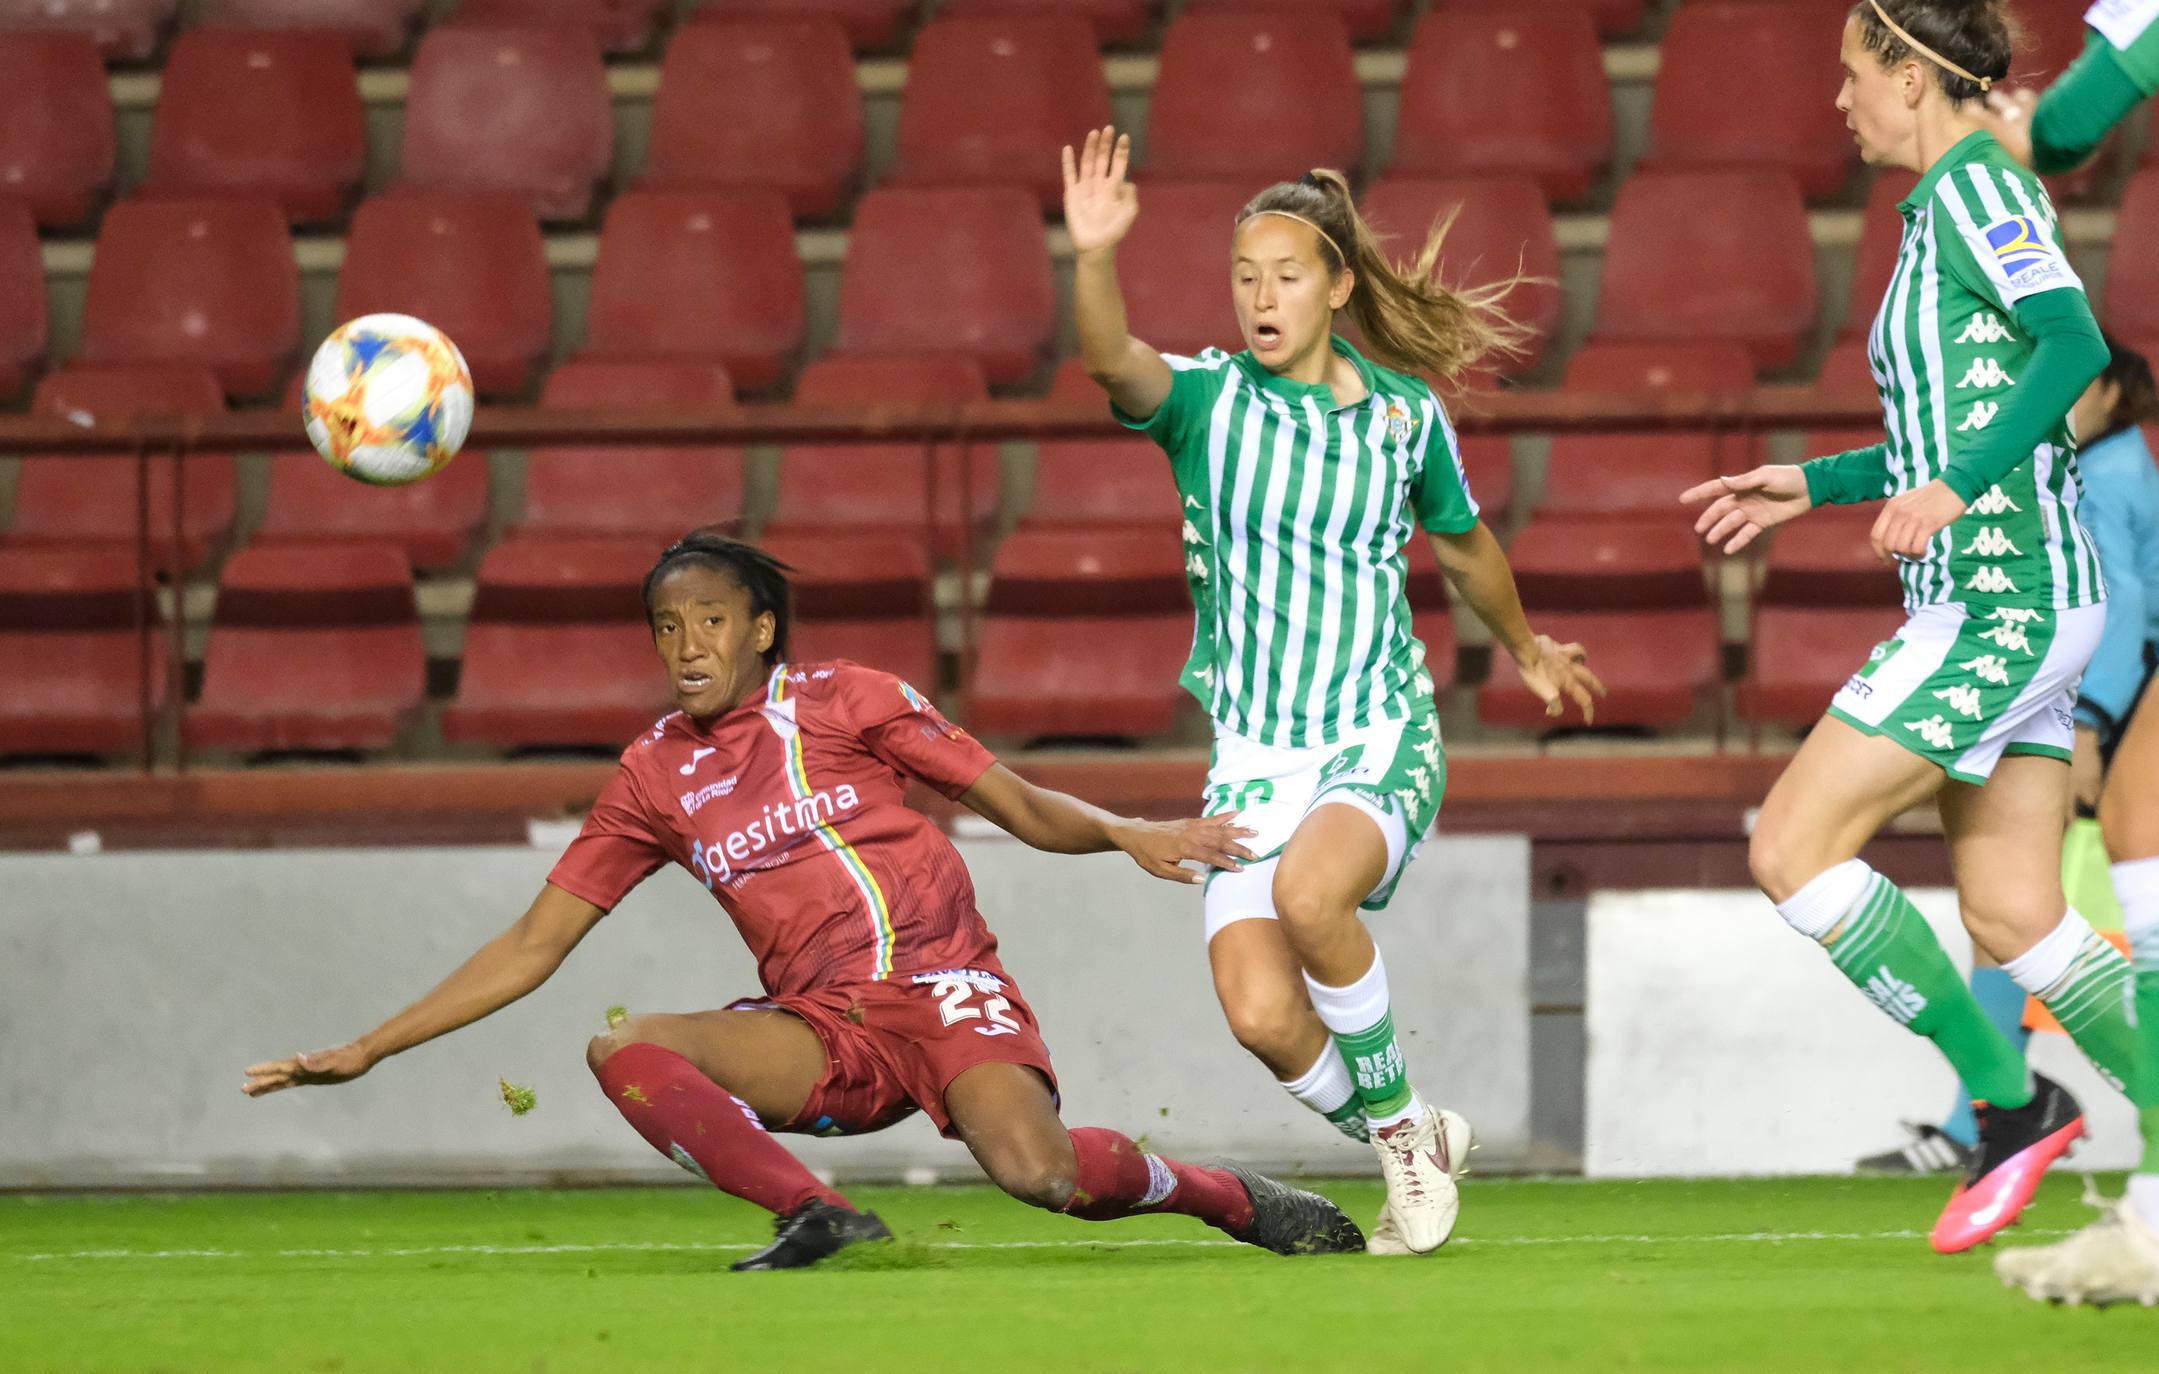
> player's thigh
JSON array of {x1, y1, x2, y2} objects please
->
[
  {"x1": 1940, "y1": 754, "x2": 2071, "y2": 962},
  {"x1": 589, "y1": 1008, "x2": 828, "y2": 1126},
  {"x1": 1750, "y1": 714, "x2": 1942, "y2": 901},
  {"x1": 943, "y1": 1061, "x2": 1076, "y2": 1207},
  {"x1": 1273, "y1": 802, "x2": 1392, "y2": 926},
  {"x1": 1206, "y1": 907, "x2": 1330, "y2": 1072},
  {"x1": 2100, "y1": 682, "x2": 2159, "y2": 862}
]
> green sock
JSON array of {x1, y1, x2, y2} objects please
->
[
  {"x1": 1822, "y1": 871, "x2": 2034, "y2": 1108},
  {"x1": 2011, "y1": 919, "x2": 2145, "y2": 1101},
  {"x1": 1336, "y1": 1010, "x2": 1415, "y2": 1121},
  {"x1": 1324, "y1": 1097, "x2": 1371, "y2": 1141},
  {"x1": 2140, "y1": 969, "x2": 2159, "y2": 1175}
]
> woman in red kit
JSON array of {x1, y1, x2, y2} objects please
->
[{"x1": 244, "y1": 532, "x2": 1364, "y2": 1270}]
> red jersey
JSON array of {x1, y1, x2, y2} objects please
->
[{"x1": 548, "y1": 660, "x2": 1002, "y2": 995}]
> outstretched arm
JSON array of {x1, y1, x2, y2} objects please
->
[
  {"x1": 242, "y1": 882, "x2": 606, "y2": 1096},
  {"x1": 1428, "y1": 524, "x2": 1604, "y2": 723},
  {"x1": 958, "y1": 762, "x2": 1253, "y2": 885},
  {"x1": 1064, "y1": 125, "x2": 1174, "y2": 421}
]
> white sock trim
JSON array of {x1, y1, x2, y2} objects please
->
[
  {"x1": 1367, "y1": 1091, "x2": 1426, "y2": 1132},
  {"x1": 2001, "y1": 908, "x2": 2094, "y2": 998},
  {"x1": 1775, "y1": 858, "x2": 1874, "y2": 942},
  {"x1": 1139, "y1": 1153, "x2": 1177, "y2": 1208},
  {"x1": 1279, "y1": 1045, "x2": 1358, "y2": 1117},
  {"x1": 1302, "y1": 949, "x2": 1392, "y2": 1036},
  {"x1": 2113, "y1": 856, "x2": 2159, "y2": 960},
  {"x1": 2129, "y1": 1174, "x2": 2159, "y2": 1232}
]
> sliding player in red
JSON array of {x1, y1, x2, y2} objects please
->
[{"x1": 243, "y1": 533, "x2": 1363, "y2": 1269}]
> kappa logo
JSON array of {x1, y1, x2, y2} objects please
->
[
  {"x1": 1962, "y1": 526, "x2": 2023, "y2": 558},
  {"x1": 1966, "y1": 566, "x2": 2020, "y2": 594},
  {"x1": 1954, "y1": 313, "x2": 2016, "y2": 345},
  {"x1": 1960, "y1": 654, "x2": 2011, "y2": 685},
  {"x1": 1906, "y1": 714, "x2": 1958, "y2": 750},
  {"x1": 1957, "y1": 402, "x2": 2000, "y2": 432},
  {"x1": 1187, "y1": 551, "x2": 1210, "y2": 581},
  {"x1": 1978, "y1": 616, "x2": 2034, "y2": 653},
  {"x1": 1933, "y1": 684, "x2": 1984, "y2": 719},
  {"x1": 1955, "y1": 358, "x2": 2017, "y2": 390},
  {"x1": 1180, "y1": 518, "x2": 1207, "y2": 547},
  {"x1": 1968, "y1": 486, "x2": 2022, "y2": 517},
  {"x1": 1864, "y1": 967, "x2": 1929, "y2": 1025}
]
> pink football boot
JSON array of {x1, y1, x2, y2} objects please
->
[{"x1": 1931, "y1": 1073, "x2": 2085, "y2": 1254}]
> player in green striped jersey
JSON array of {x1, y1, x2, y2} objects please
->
[
  {"x1": 1061, "y1": 127, "x2": 1602, "y2": 1255},
  {"x1": 1984, "y1": 0, "x2": 2159, "y2": 178},
  {"x1": 1685, "y1": 0, "x2": 2154, "y2": 1257}
]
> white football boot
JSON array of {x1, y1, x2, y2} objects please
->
[
  {"x1": 1995, "y1": 1187, "x2": 2159, "y2": 1308},
  {"x1": 1368, "y1": 1105, "x2": 1475, "y2": 1255}
]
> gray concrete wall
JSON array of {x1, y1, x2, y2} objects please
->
[{"x1": 0, "y1": 834, "x2": 1529, "y2": 1187}]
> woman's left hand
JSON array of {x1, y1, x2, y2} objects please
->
[
  {"x1": 1114, "y1": 815, "x2": 1257, "y2": 885},
  {"x1": 1870, "y1": 480, "x2": 1967, "y2": 561}
]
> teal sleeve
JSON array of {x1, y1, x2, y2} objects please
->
[
  {"x1": 2031, "y1": 35, "x2": 2148, "y2": 175},
  {"x1": 1801, "y1": 444, "x2": 1891, "y2": 506},
  {"x1": 1940, "y1": 289, "x2": 2107, "y2": 503}
]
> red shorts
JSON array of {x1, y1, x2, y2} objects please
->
[{"x1": 729, "y1": 966, "x2": 1058, "y2": 1139}]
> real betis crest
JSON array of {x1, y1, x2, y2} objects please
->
[{"x1": 1384, "y1": 400, "x2": 1416, "y2": 445}]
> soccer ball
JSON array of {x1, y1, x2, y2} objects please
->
[{"x1": 301, "y1": 313, "x2": 474, "y2": 486}]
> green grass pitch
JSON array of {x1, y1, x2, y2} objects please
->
[{"x1": 5, "y1": 1175, "x2": 2151, "y2": 1372}]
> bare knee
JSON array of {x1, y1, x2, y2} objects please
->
[
  {"x1": 1747, "y1": 821, "x2": 1825, "y2": 905},
  {"x1": 980, "y1": 1145, "x2": 1077, "y2": 1211},
  {"x1": 1220, "y1": 982, "x2": 1323, "y2": 1071},
  {"x1": 586, "y1": 1015, "x2": 665, "y2": 1075},
  {"x1": 1270, "y1": 868, "x2": 1348, "y2": 941},
  {"x1": 2098, "y1": 785, "x2": 2159, "y2": 864}
]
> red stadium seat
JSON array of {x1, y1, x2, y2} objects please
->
[
  {"x1": 837, "y1": 187, "x2": 1053, "y2": 385},
  {"x1": 190, "y1": 543, "x2": 425, "y2": 754},
  {"x1": 1540, "y1": 344, "x2": 1761, "y2": 520},
  {"x1": 199, "y1": 0, "x2": 424, "y2": 59},
  {"x1": 1360, "y1": 176, "x2": 1561, "y2": 377},
  {"x1": 971, "y1": 614, "x2": 1193, "y2": 739},
  {"x1": 9, "y1": 364, "x2": 234, "y2": 570},
  {"x1": 1841, "y1": 170, "x2": 1919, "y2": 340},
  {"x1": 689, "y1": 0, "x2": 916, "y2": 50},
  {"x1": 398, "y1": 25, "x2": 612, "y2": 221},
  {"x1": 1112, "y1": 179, "x2": 1250, "y2": 358},
  {"x1": 254, "y1": 378, "x2": 488, "y2": 570},
  {"x1": 933, "y1": 0, "x2": 1157, "y2": 46},
  {"x1": 790, "y1": 618, "x2": 938, "y2": 687},
  {"x1": 0, "y1": 32, "x2": 113, "y2": 227},
  {"x1": 143, "y1": 30, "x2": 364, "y2": 224},
  {"x1": 642, "y1": 18, "x2": 862, "y2": 219},
  {"x1": 1479, "y1": 608, "x2": 1719, "y2": 728},
  {"x1": 517, "y1": 359, "x2": 745, "y2": 546},
  {"x1": 2106, "y1": 169, "x2": 2159, "y2": 347},
  {"x1": 0, "y1": 0, "x2": 175, "y2": 61},
  {"x1": 979, "y1": 526, "x2": 1189, "y2": 613},
  {"x1": 1740, "y1": 606, "x2": 1909, "y2": 726},
  {"x1": 1593, "y1": 170, "x2": 1817, "y2": 371},
  {"x1": 1505, "y1": 516, "x2": 1711, "y2": 606},
  {"x1": 1025, "y1": 358, "x2": 1181, "y2": 530},
  {"x1": 1761, "y1": 506, "x2": 1901, "y2": 606},
  {"x1": 454, "y1": 0, "x2": 670, "y2": 53},
  {"x1": 1410, "y1": 607, "x2": 1459, "y2": 691},
  {"x1": 1388, "y1": 8, "x2": 1611, "y2": 203},
  {"x1": 77, "y1": 197, "x2": 299, "y2": 397},
  {"x1": 1145, "y1": 11, "x2": 1362, "y2": 183},
  {"x1": 765, "y1": 356, "x2": 997, "y2": 557},
  {"x1": 335, "y1": 192, "x2": 552, "y2": 396},
  {"x1": 891, "y1": 16, "x2": 1111, "y2": 210},
  {"x1": 0, "y1": 203, "x2": 46, "y2": 398},
  {"x1": 1431, "y1": 0, "x2": 1646, "y2": 40},
  {"x1": 1459, "y1": 434, "x2": 1514, "y2": 526},
  {"x1": 1182, "y1": 0, "x2": 1400, "y2": 41},
  {"x1": 1816, "y1": 338, "x2": 1877, "y2": 395},
  {"x1": 582, "y1": 189, "x2": 805, "y2": 392},
  {"x1": 760, "y1": 530, "x2": 938, "y2": 685},
  {"x1": 0, "y1": 547, "x2": 163, "y2": 757},
  {"x1": 1644, "y1": 3, "x2": 1854, "y2": 198},
  {"x1": 443, "y1": 537, "x2": 671, "y2": 749}
]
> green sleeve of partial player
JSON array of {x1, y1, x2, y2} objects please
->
[
  {"x1": 1801, "y1": 444, "x2": 1891, "y2": 507},
  {"x1": 1941, "y1": 289, "x2": 2107, "y2": 504},
  {"x1": 2032, "y1": 34, "x2": 2148, "y2": 174}
]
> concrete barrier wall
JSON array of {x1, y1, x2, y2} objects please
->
[{"x1": 0, "y1": 835, "x2": 1531, "y2": 1187}]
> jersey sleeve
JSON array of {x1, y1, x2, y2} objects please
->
[
  {"x1": 1407, "y1": 392, "x2": 1480, "y2": 534},
  {"x1": 546, "y1": 764, "x2": 669, "y2": 912},
  {"x1": 1112, "y1": 349, "x2": 1233, "y2": 474},
  {"x1": 836, "y1": 664, "x2": 997, "y2": 801},
  {"x1": 1929, "y1": 162, "x2": 2086, "y2": 310}
]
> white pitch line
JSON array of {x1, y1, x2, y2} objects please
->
[{"x1": 10, "y1": 1227, "x2": 2076, "y2": 1263}]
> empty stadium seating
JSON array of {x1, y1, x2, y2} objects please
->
[
  {"x1": 8, "y1": 364, "x2": 234, "y2": 570},
  {"x1": 442, "y1": 537, "x2": 670, "y2": 750},
  {"x1": 697, "y1": 0, "x2": 916, "y2": 51},
  {"x1": 0, "y1": 546, "x2": 163, "y2": 757},
  {"x1": 581, "y1": 189, "x2": 805, "y2": 391},
  {"x1": 1435, "y1": 0, "x2": 1647, "y2": 40},
  {"x1": 1359, "y1": 175, "x2": 1561, "y2": 377},
  {"x1": 1644, "y1": 3, "x2": 1854, "y2": 198},
  {"x1": 398, "y1": 25, "x2": 612, "y2": 220},
  {"x1": 1459, "y1": 434, "x2": 1515, "y2": 527},
  {"x1": 891, "y1": 15, "x2": 1111, "y2": 209},
  {"x1": 189, "y1": 543, "x2": 426, "y2": 754},
  {"x1": 1144, "y1": 11, "x2": 1363, "y2": 182},
  {"x1": 455, "y1": 0, "x2": 670, "y2": 54},
  {"x1": 0, "y1": 203, "x2": 45, "y2": 398},
  {"x1": 1741, "y1": 508, "x2": 1906, "y2": 727},
  {"x1": 0, "y1": 31, "x2": 114, "y2": 228},
  {"x1": 1539, "y1": 344, "x2": 1760, "y2": 520},
  {"x1": 835, "y1": 187, "x2": 1053, "y2": 384},
  {"x1": 0, "y1": 0, "x2": 175, "y2": 62},
  {"x1": 641, "y1": 18, "x2": 862, "y2": 218},
  {"x1": 1388, "y1": 8, "x2": 1611, "y2": 203},
  {"x1": 1841, "y1": 171, "x2": 1919, "y2": 341},
  {"x1": 933, "y1": 0, "x2": 1158, "y2": 46},
  {"x1": 1184, "y1": 0, "x2": 1402, "y2": 41},
  {"x1": 143, "y1": 30, "x2": 365, "y2": 224},
  {"x1": 198, "y1": 0, "x2": 424, "y2": 59},
  {"x1": 1024, "y1": 359, "x2": 1181, "y2": 529},
  {"x1": 1111, "y1": 179, "x2": 1251, "y2": 358},
  {"x1": 516, "y1": 358, "x2": 744, "y2": 546},
  {"x1": 2107, "y1": 169, "x2": 2159, "y2": 348},
  {"x1": 334, "y1": 192, "x2": 553, "y2": 397},
  {"x1": 760, "y1": 530, "x2": 937, "y2": 687}
]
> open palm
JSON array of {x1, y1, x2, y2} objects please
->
[
  {"x1": 1062, "y1": 125, "x2": 1138, "y2": 256},
  {"x1": 1681, "y1": 466, "x2": 1814, "y2": 554}
]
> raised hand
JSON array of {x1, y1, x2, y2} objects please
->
[
  {"x1": 1682, "y1": 465, "x2": 1813, "y2": 554},
  {"x1": 243, "y1": 1041, "x2": 374, "y2": 1098},
  {"x1": 1115, "y1": 813, "x2": 1257, "y2": 885},
  {"x1": 1514, "y1": 634, "x2": 1606, "y2": 724},
  {"x1": 1062, "y1": 125, "x2": 1139, "y2": 257}
]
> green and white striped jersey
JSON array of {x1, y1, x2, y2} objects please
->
[
  {"x1": 1864, "y1": 130, "x2": 2104, "y2": 612},
  {"x1": 1116, "y1": 335, "x2": 1477, "y2": 748},
  {"x1": 2087, "y1": 0, "x2": 2159, "y2": 94}
]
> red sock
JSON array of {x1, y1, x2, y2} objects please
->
[
  {"x1": 1060, "y1": 1126, "x2": 1254, "y2": 1234},
  {"x1": 594, "y1": 1042, "x2": 846, "y2": 1217}
]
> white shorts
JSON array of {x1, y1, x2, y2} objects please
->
[
  {"x1": 1829, "y1": 600, "x2": 2102, "y2": 785},
  {"x1": 1199, "y1": 711, "x2": 1441, "y2": 942}
]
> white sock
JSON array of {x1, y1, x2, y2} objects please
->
[
  {"x1": 1279, "y1": 1045, "x2": 1367, "y2": 1140},
  {"x1": 2113, "y1": 856, "x2": 2159, "y2": 966},
  {"x1": 2130, "y1": 1175, "x2": 2159, "y2": 1231},
  {"x1": 2000, "y1": 908, "x2": 2095, "y2": 998},
  {"x1": 1774, "y1": 858, "x2": 1873, "y2": 942},
  {"x1": 1304, "y1": 951, "x2": 1425, "y2": 1130}
]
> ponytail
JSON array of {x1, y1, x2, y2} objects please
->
[{"x1": 1237, "y1": 170, "x2": 1534, "y2": 382}]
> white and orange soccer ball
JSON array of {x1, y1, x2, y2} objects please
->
[{"x1": 301, "y1": 313, "x2": 474, "y2": 486}]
